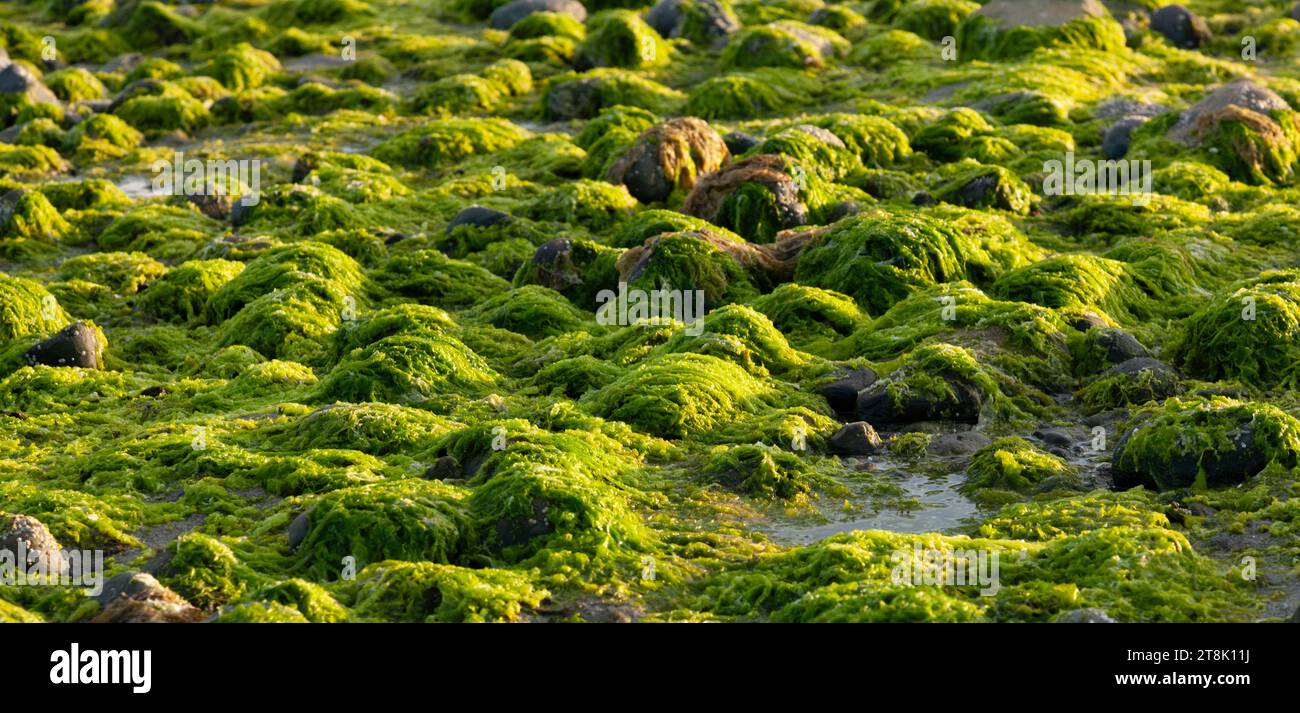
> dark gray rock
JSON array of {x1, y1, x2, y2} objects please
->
[
  {"x1": 1112, "y1": 419, "x2": 1269, "y2": 490},
  {"x1": 647, "y1": 0, "x2": 740, "y2": 47},
  {"x1": 25, "y1": 322, "x2": 104, "y2": 369},
  {"x1": 829, "y1": 421, "x2": 884, "y2": 456},
  {"x1": 0, "y1": 62, "x2": 60, "y2": 107},
  {"x1": 858, "y1": 377, "x2": 985, "y2": 426},
  {"x1": 447, "y1": 205, "x2": 512, "y2": 234},
  {"x1": 816, "y1": 367, "x2": 879, "y2": 418},
  {"x1": 1150, "y1": 5, "x2": 1212, "y2": 49},
  {"x1": 927, "y1": 431, "x2": 992, "y2": 457},
  {"x1": 425, "y1": 455, "x2": 462, "y2": 481},
  {"x1": 287, "y1": 510, "x2": 311, "y2": 550},
  {"x1": 495, "y1": 496, "x2": 554, "y2": 548},
  {"x1": 489, "y1": 0, "x2": 587, "y2": 31},
  {"x1": 1102, "y1": 116, "x2": 1147, "y2": 159},
  {"x1": 723, "y1": 131, "x2": 761, "y2": 155}
]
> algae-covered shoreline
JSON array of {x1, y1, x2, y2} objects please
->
[{"x1": 1, "y1": 0, "x2": 1299, "y2": 623}]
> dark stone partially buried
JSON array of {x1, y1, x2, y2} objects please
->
[{"x1": 25, "y1": 321, "x2": 104, "y2": 369}]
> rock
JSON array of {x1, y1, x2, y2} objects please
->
[
  {"x1": 829, "y1": 421, "x2": 883, "y2": 455},
  {"x1": 188, "y1": 193, "x2": 232, "y2": 221},
  {"x1": 1150, "y1": 5, "x2": 1212, "y2": 49},
  {"x1": 1167, "y1": 79, "x2": 1290, "y2": 146},
  {"x1": 495, "y1": 496, "x2": 554, "y2": 547},
  {"x1": 0, "y1": 62, "x2": 60, "y2": 108},
  {"x1": 1102, "y1": 116, "x2": 1147, "y2": 159},
  {"x1": 230, "y1": 199, "x2": 255, "y2": 227},
  {"x1": 25, "y1": 322, "x2": 105, "y2": 369},
  {"x1": 543, "y1": 75, "x2": 606, "y2": 121},
  {"x1": 911, "y1": 191, "x2": 936, "y2": 206},
  {"x1": 425, "y1": 455, "x2": 461, "y2": 481},
  {"x1": 1069, "y1": 313, "x2": 1108, "y2": 332},
  {"x1": 1055, "y1": 607, "x2": 1117, "y2": 623},
  {"x1": 287, "y1": 510, "x2": 311, "y2": 550},
  {"x1": 1035, "y1": 428, "x2": 1075, "y2": 449},
  {"x1": 1113, "y1": 419, "x2": 1269, "y2": 490},
  {"x1": 683, "y1": 154, "x2": 809, "y2": 236},
  {"x1": 607, "y1": 117, "x2": 730, "y2": 203},
  {"x1": 1086, "y1": 327, "x2": 1150, "y2": 369},
  {"x1": 489, "y1": 0, "x2": 587, "y2": 31},
  {"x1": 101, "y1": 52, "x2": 145, "y2": 75},
  {"x1": 927, "y1": 431, "x2": 992, "y2": 457},
  {"x1": 823, "y1": 200, "x2": 864, "y2": 223},
  {"x1": 972, "y1": 0, "x2": 1109, "y2": 28},
  {"x1": 0, "y1": 513, "x2": 67, "y2": 577},
  {"x1": 646, "y1": 0, "x2": 740, "y2": 48},
  {"x1": 447, "y1": 205, "x2": 512, "y2": 234},
  {"x1": 1106, "y1": 356, "x2": 1176, "y2": 377},
  {"x1": 527, "y1": 238, "x2": 579, "y2": 291},
  {"x1": 816, "y1": 367, "x2": 879, "y2": 418},
  {"x1": 722, "y1": 130, "x2": 761, "y2": 155},
  {"x1": 857, "y1": 377, "x2": 985, "y2": 427},
  {"x1": 139, "y1": 385, "x2": 168, "y2": 398},
  {"x1": 1094, "y1": 98, "x2": 1168, "y2": 121},
  {"x1": 91, "y1": 572, "x2": 204, "y2": 623}
]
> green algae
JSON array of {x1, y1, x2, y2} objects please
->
[
  {"x1": 293, "y1": 479, "x2": 472, "y2": 580},
  {"x1": 0, "y1": 0, "x2": 1293, "y2": 626},
  {"x1": 964, "y1": 437, "x2": 1077, "y2": 492},
  {"x1": 345, "y1": 560, "x2": 547, "y2": 622},
  {"x1": 794, "y1": 209, "x2": 1033, "y2": 315}
]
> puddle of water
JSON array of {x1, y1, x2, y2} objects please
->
[{"x1": 762, "y1": 470, "x2": 979, "y2": 546}]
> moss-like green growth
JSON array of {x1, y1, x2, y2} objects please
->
[
  {"x1": 965, "y1": 437, "x2": 1076, "y2": 492},
  {"x1": 263, "y1": 0, "x2": 374, "y2": 25},
  {"x1": 1, "y1": 190, "x2": 72, "y2": 257},
  {"x1": 1112, "y1": 397, "x2": 1300, "y2": 490},
  {"x1": 895, "y1": 0, "x2": 980, "y2": 41},
  {"x1": 98, "y1": 204, "x2": 218, "y2": 259},
  {"x1": 293, "y1": 479, "x2": 472, "y2": 580},
  {"x1": 409, "y1": 60, "x2": 533, "y2": 115},
  {"x1": 316, "y1": 334, "x2": 498, "y2": 404},
  {"x1": 371, "y1": 117, "x2": 528, "y2": 169},
  {"x1": 161, "y1": 533, "x2": 247, "y2": 609},
  {"x1": 721, "y1": 22, "x2": 848, "y2": 70},
  {"x1": 577, "y1": 10, "x2": 671, "y2": 70},
  {"x1": 510, "y1": 10, "x2": 587, "y2": 42},
  {"x1": 63, "y1": 114, "x2": 143, "y2": 162},
  {"x1": 376, "y1": 249, "x2": 509, "y2": 309},
  {"x1": 542, "y1": 68, "x2": 685, "y2": 121},
  {"x1": 201, "y1": 43, "x2": 282, "y2": 92},
  {"x1": 346, "y1": 561, "x2": 547, "y2": 622},
  {"x1": 58, "y1": 251, "x2": 167, "y2": 295},
  {"x1": 524, "y1": 179, "x2": 637, "y2": 230},
  {"x1": 932, "y1": 163, "x2": 1035, "y2": 215},
  {"x1": 685, "y1": 68, "x2": 819, "y2": 120},
  {"x1": 286, "y1": 402, "x2": 456, "y2": 455},
  {"x1": 139, "y1": 259, "x2": 246, "y2": 323},
  {"x1": 584, "y1": 352, "x2": 780, "y2": 439},
  {"x1": 1171, "y1": 270, "x2": 1300, "y2": 389},
  {"x1": 44, "y1": 67, "x2": 107, "y2": 102},
  {"x1": 701, "y1": 442, "x2": 822, "y2": 499},
  {"x1": 114, "y1": 87, "x2": 211, "y2": 134},
  {"x1": 466, "y1": 285, "x2": 592, "y2": 340},
  {"x1": 618, "y1": 230, "x2": 764, "y2": 308},
  {"x1": 750, "y1": 284, "x2": 864, "y2": 350},
  {"x1": 104, "y1": 1, "x2": 197, "y2": 48},
  {"x1": 0, "y1": 274, "x2": 69, "y2": 345},
  {"x1": 956, "y1": 1, "x2": 1126, "y2": 61},
  {"x1": 795, "y1": 209, "x2": 1032, "y2": 315},
  {"x1": 653, "y1": 304, "x2": 810, "y2": 377}
]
